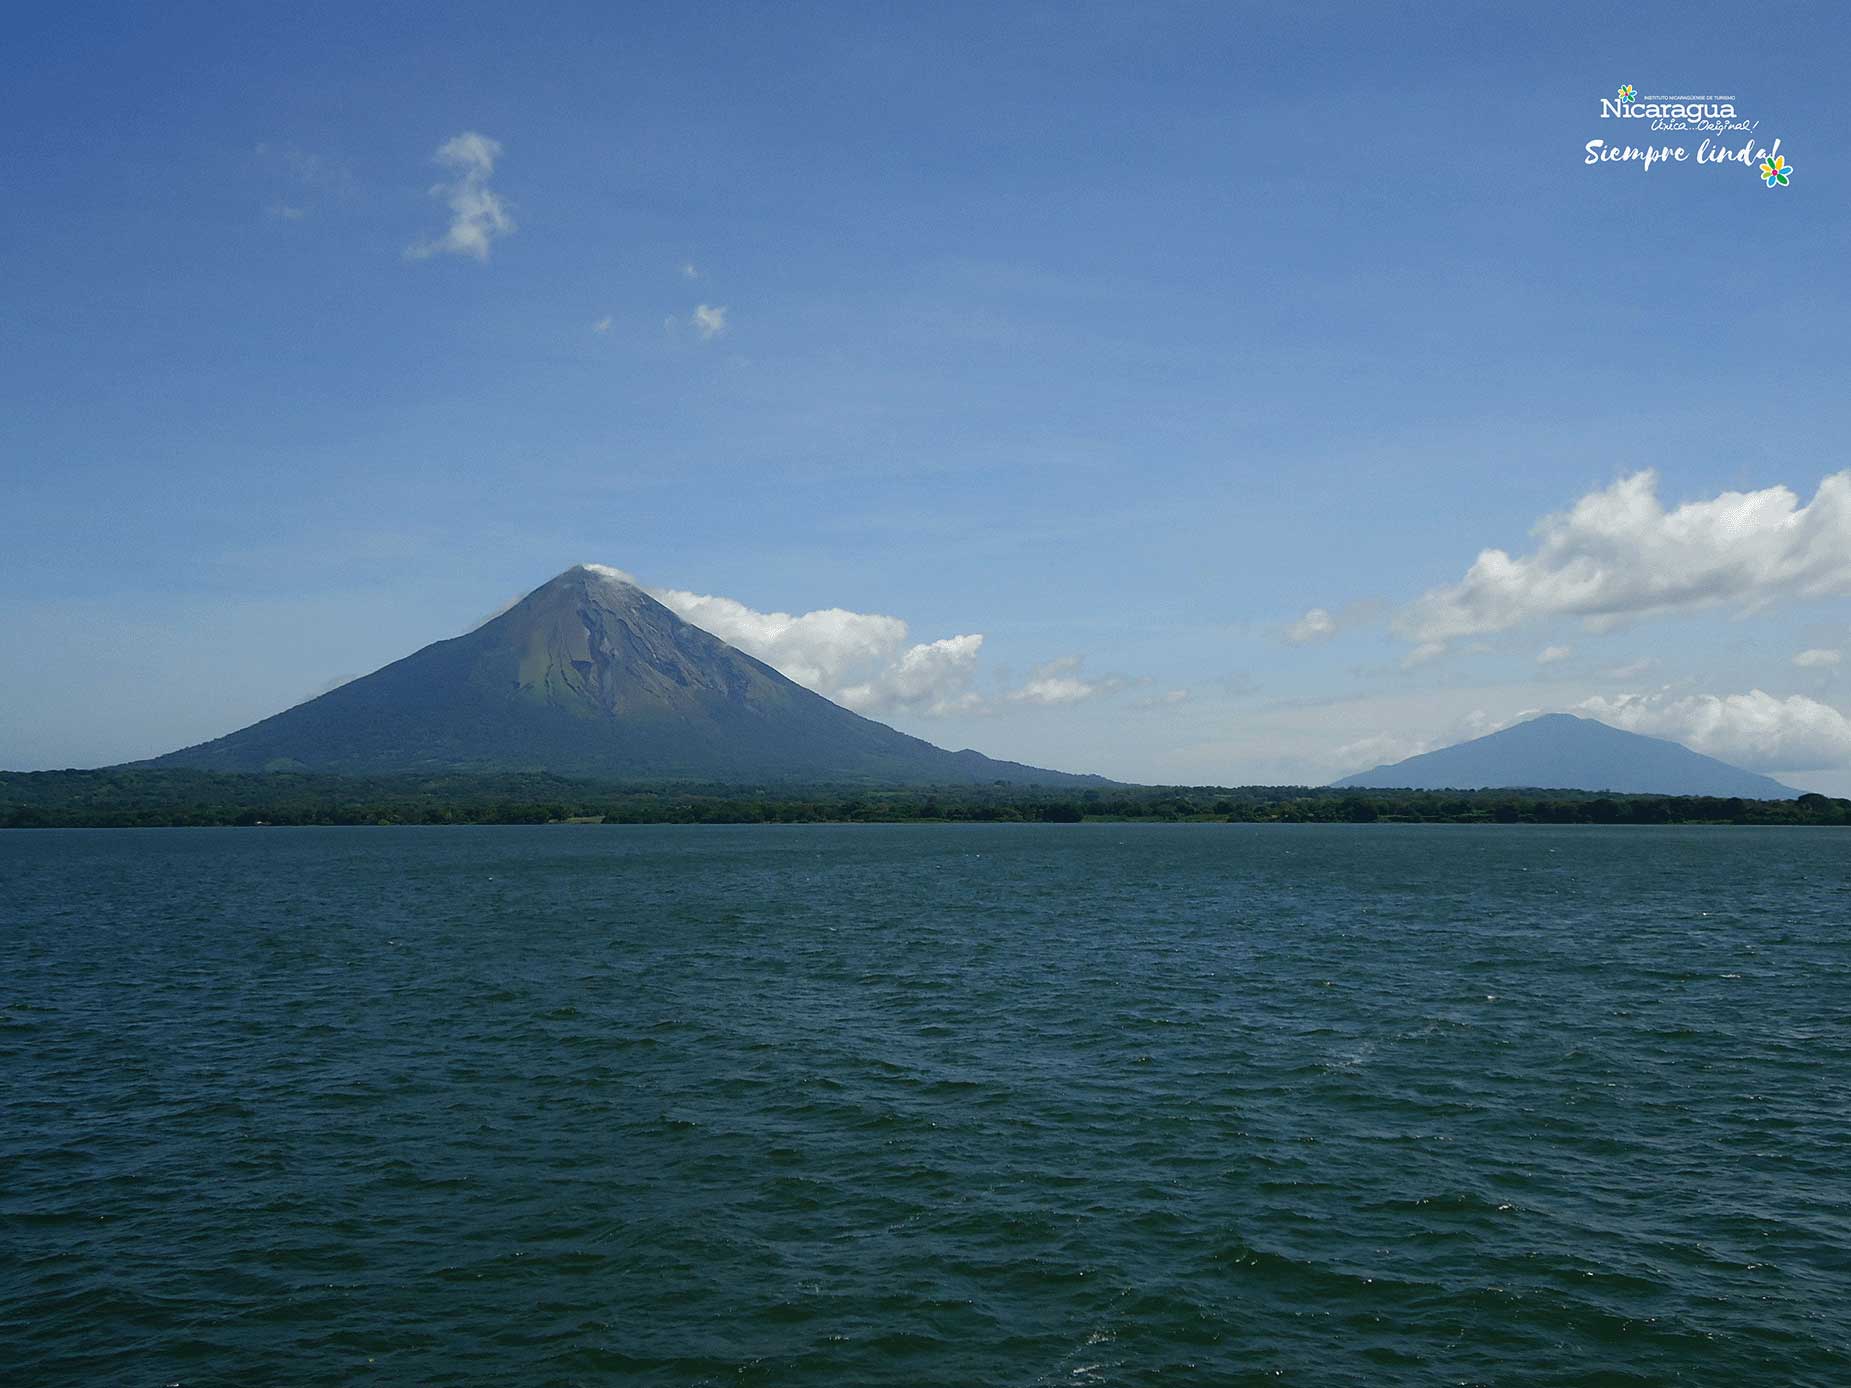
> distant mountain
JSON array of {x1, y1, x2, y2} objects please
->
[
  {"x1": 148, "y1": 566, "x2": 1105, "y2": 786},
  {"x1": 1332, "y1": 713, "x2": 1796, "y2": 799}
]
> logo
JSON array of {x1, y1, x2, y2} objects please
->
[
  {"x1": 1599, "y1": 91, "x2": 1737, "y2": 122},
  {"x1": 1583, "y1": 84, "x2": 1789, "y2": 184}
]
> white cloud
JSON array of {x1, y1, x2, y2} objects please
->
[
  {"x1": 591, "y1": 316, "x2": 612, "y2": 333},
  {"x1": 1398, "y1": 470, "x2": 1851, "y2": 652},
  {"x1": 1606, "y1": 657, "x2": 1656, "y2": 680},
  {"x1": 573, "y1": 567, "x2": 1135, "y2": 725},
  {"x1": 1329, "y1": 706, "x2": 1524, "y2": 779},
  {"x1": 691, "y1": 304, "x2": 728, "y2": 339},
  {"x1": 1006, "y1": 655, "x2": 1124, "y2": 707},
  {"x1": 609, "y1": 573, "x2": 981, "y2": 717},
  {"x1": 1536, "y1": 644, "x2": 1573, "y2": 665},
  {"x1": 1578, "y1": 689, "x2": 1851, "y2": 772},
  {"x1": 1794, "y1": 648, "x2": 1842, "y2": 668},
  {"x1": 836, "y1": 635, "x2": 985, "y2": 717},
  {"x1": 1285, "y1": 607, "x2": 1338, "y2": 646},
  {"x1": 407, "y1": 132, "x2": 513, "y2": 262},
  {"x1": 1331, "y1": 730, "x2": 1434, "y2": 775},
  {"x1": 1400, "y1": 641, "x2": 1446, "y2": 670},
  {"x1": 1132, "y1": 687, "x2": 1190, "y2": 710},
  {"x1": 649, "y1": 589, "x2": 905, "y2": 691},
  {"x1": 1457, "y1": 707, "x2": 1530, "y2": 740},
  {"x1": 681, "y1": 261, "x2": 700, "y2": 279}
]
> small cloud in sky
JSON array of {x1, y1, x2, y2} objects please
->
[
  {"x1": 265, "y1": 145, "x2": 353, "y2": 193},
  {"x1": 256, "y1": 143, "x2": 352, "y2": 220},
  {"x1": 1004, "y1": 656, "x2": 1134, "y2": 707},
  {"x1": 1606, "y1": 657, "x2": 1656, "y2": 680},
  {"x1": 681, "y1": 261, "x2": 700, "y2": 279},
  {"x1": 1007, "y1": 656, "x2": 1098, "y2": 706},
  {"x1": 406, "y1": 131, "x2": 513, "y2": 263},
  {"x1": 1794, "y1": 648, "x2": 1842, "y2": 668},
  {"x1": 1536, "y1": 644, "x2": 1573, "y2": 665},
  {"x1": 1133, "y1": 687, "x2": 1191, "y2": 710},
  {"x1": 691, "y1": 304, "x2": 728, "y2": 339},
  {"x1": 1401, "y1": 641, "x2": 1445, "y2": 670},
  {"x1": 1285, "y1": 607, "x2": 1338, "y2": 645},
  {"x1": 591, "y1": 316, "x2": 612, "y2": 334}
]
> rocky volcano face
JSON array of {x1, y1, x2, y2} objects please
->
[
  {"x1": 149, "y1": 566, "x2": 1102, "y2": 785},
  {"x1": 491, "y1": 566, "x2": 784, "y2": 721}
]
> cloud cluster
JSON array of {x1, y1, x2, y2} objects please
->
[
  {"x1": 639, "y1": 581, "x2": 981, "y2": 717},
  {"x1": 1578, "y1": 689, "x2": 1851, "y2": 772},
  {"x1": 649, "y1": 588, "x2": 906, "y2": 690},
  {"x1": 1794, "y1": 648, "x2": 1842, "y2": 669},
  {"x1": 1398, "y1": 470, "x2": 1851, "y2": 651},
  {"x1": 578, "y1": 567, "x2": 1146, "y2": 721},
  {"x1": 836, "y1": 635, "x2": 985, "y2": 717},
  {"x1": 407, "y1": 132, "x2": 514, "y2": 262}
]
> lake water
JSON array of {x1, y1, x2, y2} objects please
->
[{"x1": 3, "y1": 824, "x2": 1848, "y2": 1385}]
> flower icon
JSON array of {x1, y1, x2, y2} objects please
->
[
  {"x1": 1760, "y1": 154, "x2": 1792, "y2": 187},
  {"x1": 1617, "y1": 83, "x2": 1636, "y2": 102}
]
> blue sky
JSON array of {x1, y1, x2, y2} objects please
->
[{"x1": 5, "y1": 1, "x2": 1850, "y2": 789}]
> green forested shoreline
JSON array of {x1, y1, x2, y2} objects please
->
[{"x1": 2, "y1": 768, "x2": 1847, "y2": 828}]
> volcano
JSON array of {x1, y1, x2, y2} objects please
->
[
  {"x1": 149, "y1": 566, "x2": 1104, "y2": 785},
  {"x1": 1331, "y1": 713, "x2": 1796, "y2": 798}
]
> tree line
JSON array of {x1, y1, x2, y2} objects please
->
[{"x1": 2, "y1": 769, "x2": 1847, "y2": 828}]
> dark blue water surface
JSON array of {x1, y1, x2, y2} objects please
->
[{"x1": 3, "y1": 824, "x2": 1848, "y2": 1385}]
